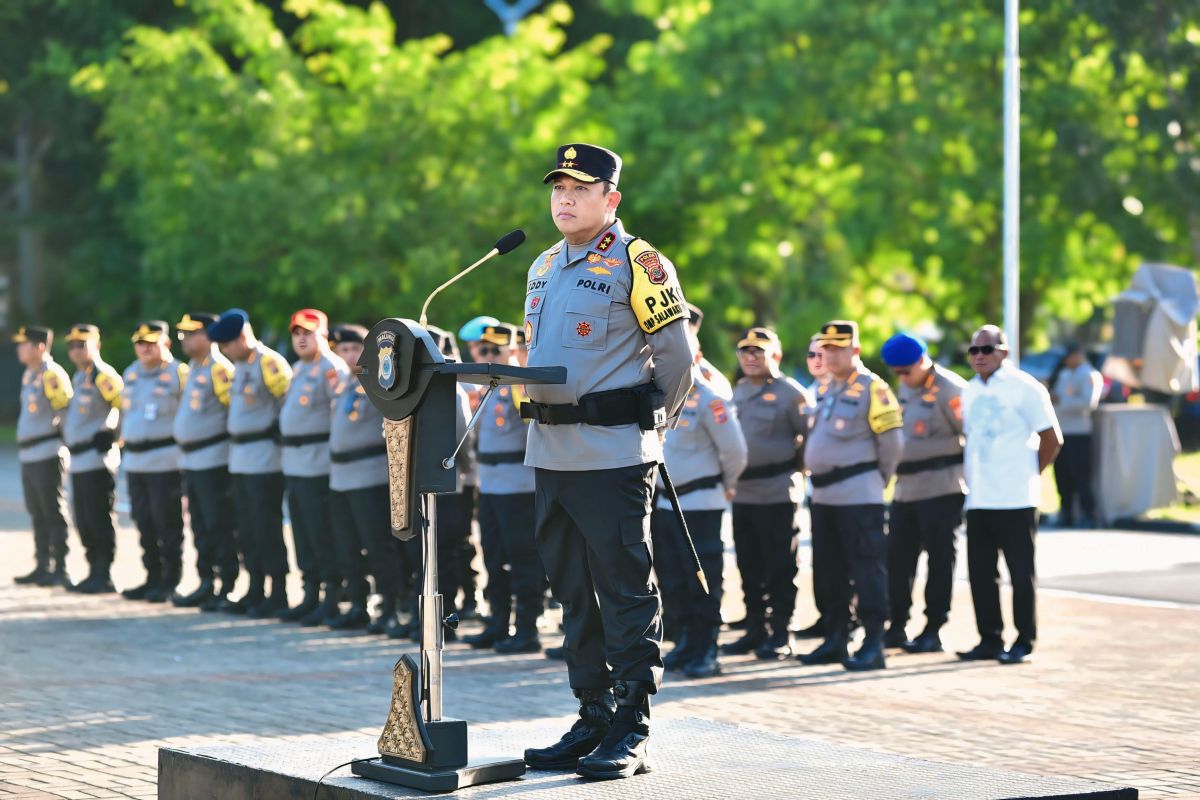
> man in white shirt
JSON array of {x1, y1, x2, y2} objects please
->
[{"x1": 958, "y1": 326, "x2": 1062, "y2": 665}]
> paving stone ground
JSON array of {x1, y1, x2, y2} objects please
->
[{"x1": 1, "y1": 518, "x2": 1198, "y2": 799}]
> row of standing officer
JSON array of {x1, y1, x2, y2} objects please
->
[{"x1": 9, "y1": 313, "x2": 422, "y2": 637}]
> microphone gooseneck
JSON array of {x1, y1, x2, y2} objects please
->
[{"x1": 418, "y1": 230, "x2": 527, "y2": 327}]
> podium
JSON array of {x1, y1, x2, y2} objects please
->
[{"x1": 349, "y1": 318, "x2": 565, "y2": 792}]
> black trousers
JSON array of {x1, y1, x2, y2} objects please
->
[
  {"x1": 127, "y1": 470, "x2": 184, "y2": 583},
  {"x1": 231, "y1": 472, "x2": 287, "y2": 579},
  {"x1": 652, "y1": 508, "x2": 723, "y2": 643},
  {"x1": 966, "y1": 507, "x2": 1038, "y2": 648},
  {"x1": 184, "y1": 467, "x2": 239, "y2": 584},
  {"x1": 888, "y1": 493, "x2": 963, "y2": 631},
  {"x1": 458, "y1": 486, "x2": 480, "y2": 606},
  {"x1": 478, "y1": 492, "x2": 543, "y2": 631},
  {"x1": 21, "y1": 456, "x2": 69, "y2": 569},
  {"x1": 810, "y1": 503, "x2": 889, "y2": 632},
  {"x1": 71, "y1": 468, "x2": 116, "y2": 570},
  {"x1": 286, "y1": 475, "x2": 337, "y2": 587},
  {"x1": 535, "y1": 464, "x2": 661, "y2": 691},
  {"x1": 331, "y1": 484, "x2": 399, "y2": 597},
  {"x1": 731, "y1": 502, "x2": 798, "y2": 628},
  {"x1": 1054, "y1": 434, "x2": 1095, "y2": 522}
]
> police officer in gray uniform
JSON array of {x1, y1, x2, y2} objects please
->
[
  {"x1": 207, "y1": 309, "x2": 293, "y2": 616},
  {"x1": 654, "y1": 312, "x2": 747, "y2": 679},
  {"x1": 12, "y1": 325, "x2": 73, "y2": 587},
  {"x1": 724, "y1": 327, "x2": 813, "y2": 660},
  {"x1": 172, "y1": 312, "x2": 239, "y2": 610},
  {"x1": 120, "y1": 321, "x2": 188, "y2": 603},
  {"x1": 279, "y1": 309, "x2": 352, "y2": 626},
  {"x1": 799, "y1": 321, "x2": 904, "y2": 672},
  {"x1": 520, "y1": 144, "x2": 694, "y2": 780},
  {"x1": 327, "y1": 324, "x2": 400, "y2": 635},
  {"x1": 881, "y1": 333, "x2": 967, "y2": 654},
  {"x1": 62, "y1": 324, "x2": 123, "y2": 593},
  {"x1": 461, "y1": 323, "x2": 545, "y2": 654}
]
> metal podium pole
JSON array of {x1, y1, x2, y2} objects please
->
[{"x1": 420, "y1": 494, "x2": 443, "y2": 723}]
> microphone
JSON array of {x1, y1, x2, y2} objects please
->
[{"x1": 419, "y1": 230, "x2": 526, "y2": 327}]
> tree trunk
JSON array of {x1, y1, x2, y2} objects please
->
[{"x1": 14, "y1": 107, "x2": 46, "y2": 322}]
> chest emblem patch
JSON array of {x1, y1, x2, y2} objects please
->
[{"x1": 576, "y1": 321, "x2": 593, "y2": 338}]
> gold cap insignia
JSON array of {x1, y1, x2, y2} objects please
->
[{"x1": 564, "y1": 146, "x2": 577, "y2": 159}]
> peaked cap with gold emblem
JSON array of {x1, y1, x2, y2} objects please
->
[{"x1": 543, "y1": 143, "x2": 622, "y2": 187}]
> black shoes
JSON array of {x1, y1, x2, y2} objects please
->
[
  {"x1": 661, "y1": 634, "x2": 695, "y2": 671},
  {"x1": 247, "y1": 577, "x2": 289, "y2": 619},
  {"x1": 789, "y1": 619, "x2": 825, "y2": 639},
  {"x1": 121, "y1": 577, "x2": 160, "y2": 601},
  {"x1": 754, "y1": 628, "x2": 793, "y2": 660},
  {"x1": 544, "y1": 645, "x2": 566, "y2": 661},
  {"x1": 902, "y1": 630, "x2": 944, "y2": 654},
  {"x1": 462, "y1": 626, "x2": 508, "y2": 649},
  {"x1": 720, "y1": 627, "x2": 765, "y2": 656},
  {"x1": 524, "y1": 689, "x2": 615, "y2": 771},
  {"x1": 172, "y1": 579, "x2": 214, "y2": 608},
  {"x1": 38, "y1": 568, "x2": 70, "y2": 588},
  {"x1": 576, "y1": 680, "x2": 652, "y2": 780},
  {"x1": 843, "y1": 630, "x2": 886, "y2": 672},
  {"x1": 999, "y1": 642, "x2": 1033, "y2": 664},
  {"x1": 328, "y1": 603, "x2": 370, "y2": 630},
  {"x1": 281, "y1": 584, "x2": 321, "y2": 622},
  {"x1": 76, "y1": 572, "x2": 116, "y2": 595},
  {"x1": 797, "y1": 635, "x2": 849, "y2": 665},
  {"x1": 494, "y1": 630, "x2": 542, "y2": 654},
  {"x1": 683, "y1": 643, "x2": 721, "y2": 679},
  {"x1": 883, "y1": 625, "x2": 909, "y2": 649},
  {"x1": 145, "y1": 581, "x2": 178, "y2": 603},
  {"x1": 300, "y1": 586, "x2": 342, "y2": 627},
  {"x1": 956, "y1": 642, "x2": 1005, "y2": 661},
  {"x1": 14, "y1": 566, "x2": 48, "y2": 585}
]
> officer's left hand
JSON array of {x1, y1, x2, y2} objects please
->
[{"x1": 725, "y1": 488, "x2": 736, "y2": 501}]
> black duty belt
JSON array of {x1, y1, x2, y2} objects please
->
[
  {"x1": 811, "y1": 460, "x2": 879, "y2": 488},
  {"x1": 740, "y1": 459, "x2": 797, "y2": 481},
  {"x1": 673, "y1": 474, "x2": 722, "y2": 496},
  {"x1": 68, "y1": 431, "x2": 115, "y2": 456},
  {"x1": 477, "y1": 450, "x2": 526, "y2": 465},
  {"x1": 18, "y1": 431, "x2": 61, "y2": 449},
  {"x1": 123, "y1": 436, "x2": 177, "y2": 453},
  {"x1": 230, "y1": 425, "x2": 279, "y2": 445},
  {"x1": 896, "y1": 452, "x2": 964, "y2": 476},
  {"x1": 177, "y1": 431, "x2": 230, "y2": 453},
  {"x1": 280, "y1": 432, "x2": 330, "y2": 447},
  {"x1": 520, "y1": 383, "x2": 665, "y2": 430},
  {"x1": 330, "y1": 444, "x2": 388, "y2": 463}
]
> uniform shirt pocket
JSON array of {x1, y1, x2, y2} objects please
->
[
  {"x1": 905, "y1": 402, "x2": 936, "y2": 439},
  {"x1": 562, "y1": 289, "x2": 611, "y2": 351},
  {"x1": 828, "y1": 400, "x2": 862, "y2": 438}
]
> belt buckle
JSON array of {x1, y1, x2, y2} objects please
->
[{"x1": 531, "y1": 404, "x2": 550, "y2": 424}]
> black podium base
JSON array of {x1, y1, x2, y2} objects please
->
[{"x1": 351, "y1": 755, "x2": 526, "y2": 793}]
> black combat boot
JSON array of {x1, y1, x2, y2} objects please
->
[
  {"x1": 300, "y1": 582, "x2": 342, "y2": 626},
  {"x1": 14, "y1": 563, "x2": 49, "y2": 585},
  {"x1": 282, "y1": 582, "x2": 321, "y2": 622},
  {"x1": 146, "y1": 564, "x2": 181, "y2": 604},
  {"x1": 172, "y1": 578, "x2": 215, "y2": 608},
  {"x1": 462, "y1": 624, "x2": 508, "y2": 649},
  {"x1": 367, "y1": 594, "x2": 397, "y2": 635},
  {"x1": 39, "y1": 563, "x2": 70, "y2": 588},
  {"x1": 797, "y1": 629, "x2": 849, "y2": 665},
  {"x1": 576, "y1": 680, "x2": 653, "y2": 780},
  {"x1": 661, "y1": 630, "x2": 695, "y2": 672},
  {"x1": 247, "y1": 574, "x2": 289, "y2": 618},
  {"x1": 524, "y1": 688, "x2": 614, "y2": 771},
  {"x1": 122, "y1": 571, "x2": 161, "y2": 601},
  {"x1": 494, "y1": 622, "x2": 542, "y2": 654},
  {"x1": 66, "y1": 567, "x2": 93, "y2": 593},
  {"x1": 843, "y1": 627, "x2": 887, "y2": 672},
  {"x1": 220, "y1": 573, "x2": 263, "y2": 614},
  {"x1": 78, "y1": 566, "x2": 115, "y2": 595},
  {"x1": 755, "y1": 622, "x2": 793, "y2": 660},
  {"x1": 328, "y1": 580, "x2": 369, "y2": 629},
  {"x1": 720, "y1": 616, "x2": 766, "y2": 656},
  {"x1": 883, "y1": 623, "x2": 909, "y2": 649},
  {"x1": 683, "y1": 628, "x2": 722, "y2": 679}
]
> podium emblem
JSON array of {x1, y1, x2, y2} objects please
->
[{"x1": 377, "y1": 331, "x2": 398, "y2": 390}]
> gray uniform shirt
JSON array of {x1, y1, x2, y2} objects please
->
[
  {"x1": 804, "y1": 364, "x2": 904, "y2": 506},
  {"x1": 523, "y1": 218, "x2": 695, "y2": 471},
  {"x1": 477, "y1": 383, "x2": 535, "y2": 495},
  {"x1": 280, "y1": 350, "x2": 349, "y2": 478},
  {"x1": 732, "y1": 375, "x2": 813, "y2": 505},
  {"x1": 173, "y1": 348, "x2": 234, "y2": 471},
  {"x1": 227, "y1": 342, "x2": 292, "y2": 475},
  {"x1": 17, "y1": 358, "x2": 71, "y2": 464},
  {"x1": 656, "y1": 369, "x2": 749, "y2": 511},
  {"x1": 893, "y1": 364, "x2": 967, "y2": 503},
  {"x1": 63, "y1": 360, "x2": 122, "y2": 474},
  {"x1": 329, "y1": 376, "x2": 387, "y2": 493},
  {"x1": 121, "y1": 358, "x2": 187, "y2": 473},
  {"x1": 1052, "y1": 363, "x2": 1103, "y2": 436}
]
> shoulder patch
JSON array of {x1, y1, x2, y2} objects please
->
[
  {"x1": 709, "y1": 398, "x2": 729, "y2": 424},
  {"x1": 95, "y1": 367, "x2": 124, "y2": 407},
  {"x1": 868, "y1": 378, "x2": 902, "y2": 434},
  {"x1": 261, "y1": 350, "x2": 293, "y2": 398},
  {"x1": 627, "y1": 239, "x2": 687, "y2": 335},
  {"x1": 43, "y1": 364, "x2": 73, "y2": 410},
  {"x1": 176, "y1": 361, "x2": 190, "y2": 387},
  {"x1": 948, "y1": 394, "x2": 963, "y2": 421},
  {"x1": 211, "y1": 360, "x2": 233, "y2": 407}
]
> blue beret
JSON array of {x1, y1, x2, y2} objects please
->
[
  {"x1": 207, "y1": 308, "x2": 249, "y2": 343},
  {"x1": 881, "y1": 332, "x2": 928, "y2": 367},
  {"x1": 458, "y1": 315, "x2": 500, "y2": 343}
]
